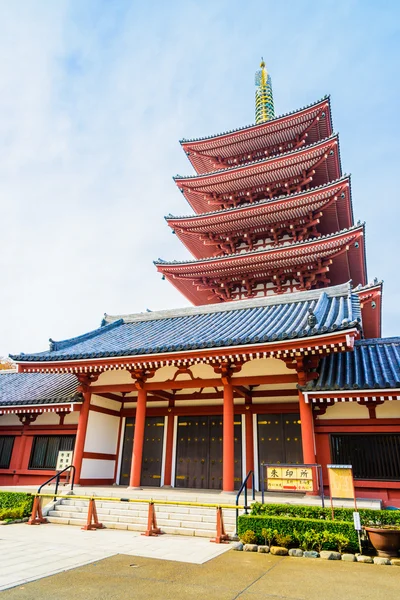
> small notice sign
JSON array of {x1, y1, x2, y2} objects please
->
[
  {"x1": 266, "y1": 466, "x2": 314, "y2": 492},
  {"x1": 56, "y1": 450, "x2": 73, "y2": 471},
  {"x1": 353, "y1": 511, "x2": 361, "y2": 531},
  {"x1": 327, "y1": 465, "x2": 355, "y2": 500}
]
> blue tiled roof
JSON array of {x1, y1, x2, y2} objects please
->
[
  {"x1": 0, "y1": 373, "x2": 81, "y2": 406},
  {"x1": 10, "y1": 283, "x2": 361, "y2": 363},
  {"x1": 304, "y1": 337, "x2": 400, "y2": 391}
]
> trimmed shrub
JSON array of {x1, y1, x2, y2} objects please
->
[
  {"x1": 240, "y1": 530, "x2": 257, "y2": 544},
  {"x1": 250, "y1": 502, "x2": 400, "y2": 527},
  {"x1": 238, "y1": 514, "x2": 358, "y2": 552},
  {"x1": 0, "y1": 492, "x2": 33, "y2": 520}
]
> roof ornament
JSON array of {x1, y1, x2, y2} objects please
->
[
  {"x1": 49, "y1": 338, "x2": 55, "y2": 352},
  {"x1": 307, "y1": 308, "x2": 317, "y2": 328},
  {"x1": 255, "y1": 57, "x2": 275, "y2": 124}
]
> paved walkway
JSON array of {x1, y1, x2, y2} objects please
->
[
  {"x1": 0, "y1": 523, "x2": 231, "y2": 592},
  {"x1": 2, "y1": 547, "x2": 400, "y2": 600}
]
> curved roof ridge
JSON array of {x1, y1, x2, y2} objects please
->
[
  {"x1": 103, "y1": 282, "x2": 353, "y2": 325},
  {"x1": 165, "y1": 175, "x2": 350, "y2": 221},
  {"x1": 180, "y1": 96, "x2": 330, "y2": 144},
  {"x1": 155, "y1": 223, "x2": 364, "y2": 266},
  {"x1": 174, "y1": 133, "x2": 339, "y2": 181},
  {"x1": 40, "y1": 320, "x2": 124, "y2": 354},
  {"x1": 355, "y1": 337, "x2": 400, "y2": 346}
]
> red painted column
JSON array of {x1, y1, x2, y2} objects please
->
[
  {"x1": 73, "y1": 390, "x2": 91, "y2": 484},
  {"x1": 298, "y1": 390, "x2": 316, "y2": 464},
  {"x1": 245, "y1": 408, "x2": 254, "y2": 488},
  {"x1": 129, "y1": 388, "x2": 147, "y2": 488},
  {"x1": 223, "y1": 382, "x2": 235, "y2": 492},
  {"x1": 163, "y1": 413, "x2": 175, "y2": 486}
]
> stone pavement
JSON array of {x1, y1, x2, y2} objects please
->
[
  {"x1": 2, "y1": 549, "x2": 400, "y2": 600},
  {"x1": 0, "y1": 523, "x2": 231, "y2": 591}
]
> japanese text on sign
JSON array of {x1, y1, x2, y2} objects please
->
[{"x1": 266, "y1": 466, "x2": 314, "y2": 492}]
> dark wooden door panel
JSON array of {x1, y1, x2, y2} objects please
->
[
  {"x1": 120, "y1": 417, "x2": 164, "y2": 487},
  {"x1": 175, "y1": 415, "x2": 242, "y2": 490},
  {"x1": 257, "y1": 413, "x2": 302, "y2": 485}
]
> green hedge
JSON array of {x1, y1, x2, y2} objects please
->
[
  {"x1": 250, "y1": 502, "x2": 400, "y2": 526},
  {"x1": 238, "y1": 514, "x2": 359, "y2": 552},
  {"x1": 0, "y1": 492, "x2": 33, "y2": 520}
]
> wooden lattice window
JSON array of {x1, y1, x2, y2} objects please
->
[
  {"x1": 330, "y1": 434, "x2": 400, "y2": 481},
  {"x1": 29, "y1": 435, "x2": 75, "y2": 470},
  {"x1": 0, "y1": 436, "x2": 15, "y2": 469}
]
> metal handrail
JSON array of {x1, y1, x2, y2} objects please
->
[
  {"x1": 38, "y1": 465, "x2": 76, "y2": 500},
  {"x1": 235, "y1": 470, "x2": 255, "y2": 535}
]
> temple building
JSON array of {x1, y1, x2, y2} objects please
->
[{"x1": 1, "y1": 61, "x2": 399, "y2": 505}]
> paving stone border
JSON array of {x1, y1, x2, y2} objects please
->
[{"x1": 232, "y1": 544, "x2": 399, "y2": 565}]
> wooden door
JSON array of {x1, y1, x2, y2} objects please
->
[
  {"x1": 119, "y1": 417, "x2": 164, "y2": 487},
  {"x1": 175, "y1": 415, "x2": 242, "y2": 490},
  {"x1": 257, "y1": 413, "x2": 302, "y2": 487}
]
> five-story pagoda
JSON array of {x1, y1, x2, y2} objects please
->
[{"x1": 156, "y1": 60, "x2": 379, "y2": 336}]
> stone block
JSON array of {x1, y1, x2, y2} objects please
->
[
  {"x1": 342, "y1": 554, "x2": 356, "y2": 562},
  {"x1": 243, "y1": 544, "x2": 258, "y2": 552},
  {"x1": 231, "y1": 542, "x2": 243, "y2": 551},
  {"x1": 270, "y1": 546, "x2": 288, "y2": 556},
  {"x1": 356, "y1": 555, "x2": 374, "y2": 564},
  {"x1": 303, "y1": 551, "x2": 319, "y2": 559},
  {"x1": 390, "y1": 558, "x2": 400, "y2": 566},
  {"x1": 320, "y1": 551, "x2": 341, "y2": 560},
  {"x1": 373, "y1": 557, "x2": 391, "y2": 565},
  {"x1": 258, "y1": 545, "x2": 269, "y2": 553},
  {"x1": 289, "y1": 548, "x2": 303, "y2": 557}
]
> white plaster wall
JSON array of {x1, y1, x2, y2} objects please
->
[
  {"x1": 317, "y1": 402, "x2": 369, "y2": 420},
  {"x1": 91, "y1": 369, "x2": 133, "y2": 386},
  {"x1": 84, "y1": 411, "x2": 120, "y2": 454},
  {"x1": 34, "y1": 412, "x2": 60, "y2": 425},
  {"x1": 0, "y1": 414, "x2": 20, "y2": 426},
  {"x1": 64, "y1": 411, "x2": 80, "y2": 425},
  {"x1": 80, "y1": 458, "x2": 115, "y2": 479},
  {"x1": 235, "y1": 358, "x2": 290, "y2": 377},
  {"x1": 376, "y1": 401, "x2": 400, "y2": 418},
  {"x1": 91, "y1": 394, "x2": 121, "y2": 412}
]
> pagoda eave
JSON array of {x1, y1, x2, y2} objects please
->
[
  {"x1": 176, "y1": 135, "x2": 341, "y2": 214},
  {"x1": 181, "y1": 97, "x2": 332, "y2": 174},
  {"x1": 156, "y1": 226, "x2": 366, "y2": 305},
  {"x1": 167, "y1": 177, "x2": 352, "y2": 259}
]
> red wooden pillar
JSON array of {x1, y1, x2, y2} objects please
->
[
  {"x1": 298, "y1": 390, "x2": 316, "y2": 465},
  {"x1": 129, "y1": 388, "x2": 147, "y2": 488},
  {"x1": 163, "y1": 413, "x2": 175, "y2": 486},
  {"x1": 73, "y1": 390, "x2": 91, "y2": 484},
  {"x1": 245, "y1": 408, "x2": 254, "y2": 487},
  {"x1": 223, "y1": 382, "x2": 235, "y2": 492}
]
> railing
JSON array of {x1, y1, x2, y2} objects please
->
[
  {"x1": 38, "y1": 465, "x2": 76, "y2": 500},
  {"x1": 28, "y1": 491, "x2": 244, "y2": 543},
  {"x1": 235, "y1": 470, "x2": 255, "y2": 535}
]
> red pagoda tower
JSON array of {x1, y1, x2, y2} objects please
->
[{"x1": 155, "y1": 61, "x2": 381, "y2": 338}]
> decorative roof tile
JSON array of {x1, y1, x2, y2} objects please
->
[
  {"x1": 0, "y1": 372, "x2": 81, "y2": 406},
  {"x1": 11, "y1": 283, "x2": 361, "y2": 363},
  {"x1": 303, "y1": 337, "x2": 400, "y2": 391}
]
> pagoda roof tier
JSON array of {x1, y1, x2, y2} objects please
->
[
  {"x1": 167, "y1": 177, "x2": 352, "y2": 259},
  {"x1": 175, "y1": 135, "x2": 341, "y2": 214},
  {"x1": 353, "y1": 280, "x2": 383, "y2": 340},
  {"x1": 181, "y1": 97, "x2": 332, "y2": 174},
  {"x1": 155, "y1": 225, "x2": 366, "y2": 305}
]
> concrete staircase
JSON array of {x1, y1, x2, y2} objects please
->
[{"x1": 46, "y1": 497, "x2": 237, "y2": 538}]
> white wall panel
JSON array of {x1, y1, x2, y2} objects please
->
[
  {"x1": 84, "y1": 411, "x2": 120, "y2": 454},
  {"x1": 80, "y1": 458, "x2": 115, "y2": 479}
]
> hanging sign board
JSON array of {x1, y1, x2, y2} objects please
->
[
  {"x1": 327, "y1": 465, "x2": 355, "y2": 500},
  {"x1": 266, "y1": 465, "x2": 314, "y2": 492},
  {"x1": 56, "y1": 450, "x2": 73, "y2": 471}
]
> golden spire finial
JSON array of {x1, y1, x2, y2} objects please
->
[{"x1": 255, "y1": 58, "x2": 275, "y2": 124}]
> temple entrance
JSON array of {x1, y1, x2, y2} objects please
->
[
  {"x1": 175, "y1": 415, "x2": 242, "y2": 490},
  {"x1": 257, "y1": 413, "x2": 302, "y2": 486},
  {"x1": 119, "y1": 417, "x2": 164, "y2": 486}
]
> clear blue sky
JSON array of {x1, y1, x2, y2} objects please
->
[{"x1": 1, "y1": 0, "x2": 399, "y2": 357}]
